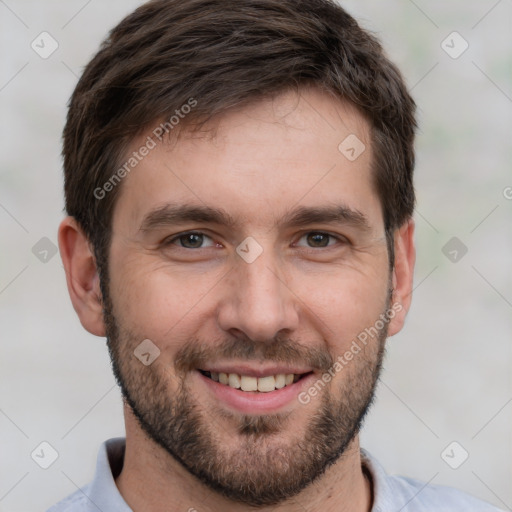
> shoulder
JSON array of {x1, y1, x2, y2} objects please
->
[
  {"x1": 385, "y1": 474, "x2": 505, "y2": 511},
  {"x1": 361, "y1": 449, "x2": 505, "y2": 512},
  {"x1": 46, "y1": 438, "x2": 128, "y2": 512},
  {"x1": 46, "y1": 485, "x2": 93, "y2": 512}
]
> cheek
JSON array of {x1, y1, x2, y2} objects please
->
[
  {"x1": 109, "y1": 255, "x2": 219, "y2": 342},
  {"x1": 111, "y1": 255, "x2": 180, "y2": 340},
  {"x1": 304, "y1": 269, "x2": 389, "y2": 347}
]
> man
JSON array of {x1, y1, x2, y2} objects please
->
[{"x1": 51, "y1": 0, "x2": 503, "y2": 510}]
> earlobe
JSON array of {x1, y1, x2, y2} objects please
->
[
  {"x1": 387, "y1": 218, "x2": 416, "y2": 337},
  {"x1": 58, "y1": 217, "x2": 106, "y2": 337}
]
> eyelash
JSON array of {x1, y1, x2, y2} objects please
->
[{"x1": 163, "y1": 231, "x2": 348, "y2": 250}]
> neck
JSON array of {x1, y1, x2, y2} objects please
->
[{"x1": 115, "y1": 406, "x2": 373, "y2": 512}]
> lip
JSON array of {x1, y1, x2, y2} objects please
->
[
  {"x1": 197, "y1": 363, "x2": 313, "y2": 378},
  {"x1": 195, "y1": 369, "x2": 317, "y2": 414}
]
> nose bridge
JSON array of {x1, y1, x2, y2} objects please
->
[
  {"x1": 218, "y1": 241, "x2": 298, "y2": 341},
  {"x1": 242, "y1": 251, "x2": 283, "y2": 307}
]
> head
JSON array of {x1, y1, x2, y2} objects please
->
[{"x1": 59, "y1": 0, "x2": 416, "y2": 507}]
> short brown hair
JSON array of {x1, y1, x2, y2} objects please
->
[{"x1": 63, "y1": 0, "x2": 416, "y2": 279}]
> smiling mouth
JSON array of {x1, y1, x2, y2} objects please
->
[{"x1": 198, "y1": 369, "x2": 313, "y2": 393}]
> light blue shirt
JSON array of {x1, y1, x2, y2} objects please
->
[{"x1": 47, "y1": 437, "x2": 505, "y2": 512}]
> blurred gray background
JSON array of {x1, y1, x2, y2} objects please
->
[{"x1": 0, "y1": 1, "x2": 511, "y2": 510}]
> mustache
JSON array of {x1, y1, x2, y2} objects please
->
[{"x1": 173, "y1": 333, "x2": 334, "y2": 375}]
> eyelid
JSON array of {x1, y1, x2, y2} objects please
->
[
  {"x1": 162, "y1": 230, "x2": 350, "y2": 250},
  {"x1": 293, "y1": 231, "x2": 349, "y2": 248},
  {"x1": 163, "y1": 230, "x2": 217, "y2": 248}
]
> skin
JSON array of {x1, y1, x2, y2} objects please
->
[{"x1": 59, "y1": 86, "x2": 415, "y2": 512}]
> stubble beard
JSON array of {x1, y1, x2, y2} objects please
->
[{"x1": 102, "y1": 282, "x2": 389, "y2": 507}]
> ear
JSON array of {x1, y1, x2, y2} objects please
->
[
  {"x1": 387, "y1": 218, "x2": 416, "y2": 337},
  {"x1": 58, "y1": 217, "x2": 106, "y2": 336}
]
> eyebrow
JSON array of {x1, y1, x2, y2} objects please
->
[{"x1": 138, "y1": 202, "x2": 372, "y2": 234}]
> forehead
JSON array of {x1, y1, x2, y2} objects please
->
[{"x1": 111, "y1": 87, "x2": 381, "y2": 235}]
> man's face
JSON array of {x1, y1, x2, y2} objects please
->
[{"x1": 104, "y1": 87, "x2": 396, "y2": 506}]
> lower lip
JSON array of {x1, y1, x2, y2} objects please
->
[{"x1": 196, "y1": 370, "x2": 317, "y2": 414}]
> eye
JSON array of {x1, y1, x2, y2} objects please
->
[
  {"x1": 295, "y1": 231, "x2": 346, "y2": 248},
  {"x1": 164, "y1": 231, "x2": 217, "y2": 249}
]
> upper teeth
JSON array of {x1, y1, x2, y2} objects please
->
[{"x1": 207, "y1": 371, "x2": 298, "y2": 392}]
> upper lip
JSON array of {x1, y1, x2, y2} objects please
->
[{"x1": 198, "y1": 363, "x2": 314, "y2": 378}]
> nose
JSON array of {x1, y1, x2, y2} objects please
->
[{"x1": 216, "y1": 246, "x2": 300, "y2": 342}]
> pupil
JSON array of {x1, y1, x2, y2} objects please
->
[
  {"x1": 183, "y1": 233, "x2": 202, "y2": 248},
  {"x1": 308, "y1": 233, "x2": 328, "y2": 247}
]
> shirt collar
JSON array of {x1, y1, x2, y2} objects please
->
[
  {"x1": 361, "y1": 447, "x2": 397, "y2": 511},
  {"x1": 88, "y1": 437, "x2": 132, "y2": 511}
]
